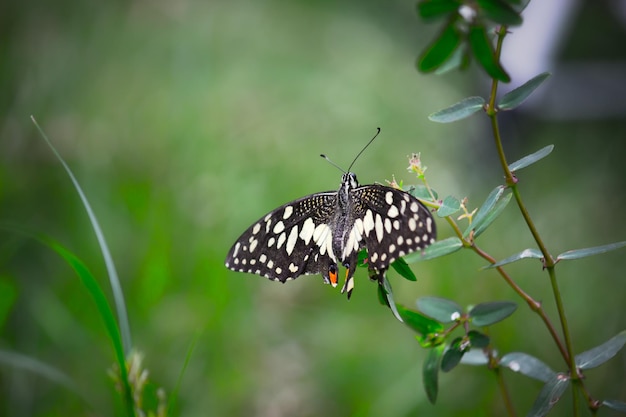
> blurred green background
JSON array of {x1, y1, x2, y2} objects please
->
[{"x1": 1, "y1": 0, "x2": 625, "y2": 416}]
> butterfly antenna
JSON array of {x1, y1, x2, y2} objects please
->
[
  {"x1": 320, "y1": 154, "x2": 346, "y2": 173},
  {"x1": 347, "y1": 127, "x2": 381, "y2": 172}
]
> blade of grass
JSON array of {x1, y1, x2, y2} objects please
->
[{"x1": 30, "y1": 116, "x2": 132, "y2": 354}]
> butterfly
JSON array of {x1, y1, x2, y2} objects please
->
[{"x1": 225, "y1": 129, "x2": 436, "y2": 298}]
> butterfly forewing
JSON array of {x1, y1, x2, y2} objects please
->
[{"x1": 225, "y1": 192, "x2": 340, "y2": 283}]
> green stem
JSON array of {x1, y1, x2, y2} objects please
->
[{"x1": 487, "y1": 25, "x2": 580, "y2": 416}]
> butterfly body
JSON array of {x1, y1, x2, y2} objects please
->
[{"x1": 225, "y1": 171, "x2": 436, "y2": 298}]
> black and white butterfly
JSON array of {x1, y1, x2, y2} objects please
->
[{"x1": 225, "y1": 130, "x2": 436, "y2": 298}]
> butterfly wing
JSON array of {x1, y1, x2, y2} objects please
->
[
  {"x1": 338, "y1": 184, "x2": 435, "y2": 294},
  {"x1": 225, "y1": 192, "x2": 343, "y2": 286}
]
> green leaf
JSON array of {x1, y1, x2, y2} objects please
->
[
  {"x1": 500, "y1": 352, "x2": 556, "y2": 383},
  {"x1": 409, "y1": 184, "x2": 437, "y2": 201},
  {"x1": 476, "y1": 0, "x2": 523, "y2": 26},
  {"x1": 469, "y1": 301, "x2": 517, "y2": 326},
  {"x1": 391, "y1": 257, "x2": 417, "y2": 281},
  {"x1": 508, "y1": 144, "x2": 554, "y2": 172},
  {"x1": 437, "y1": 195, "x2": 461, "y2": 217},
  {"x1": 468, "y1": 330, "x2": 490, "y2": 348},
  {"x1": 460, "y1": 349, "x2": 489, "y2": 366},
  {"x1": 498, "y1": 72, "x2": 551, "y2": 110},
  {"x1": 463, "y1": 185, "x2": 504, "y2": 238},
  {"x1": 404, "y1": 237, "x2": 463, "y2": 262},
  {"x1": 468, "y1": 25, "x2": 510, "y2": 82},
  {"x1": 396, "y1": 304, "x2": 445, "y2": 335},
  {"x1": 485, "y1": 248, "x2": 543, "y2": 269},
  {"x1": 473, "y1": 191, "x2": 512, "y2": 237},
  {"x1": 417, "y1": 0, "x2": 461, "y2": 21},
  {"x1": 603, "y1": 400, "x2": 626, "y2": 413},
  {"x1": 378, "y1": 276, "x2": 403, "y2": 322},
  {"x1": 435, "y1": 44, "x2": 467, "y2": 75},
  {"x1": 441, "y1": 338, "x2": 466, "y2": 372},
  {"x1": 428, "y1": 96, "x2": 485, "y2": 123},
  {"x1": 575, "y1": 330, "x2": 626, "y2": 370},
  {"x1": 526, "y1": 373, "x2": 570, "y2": 417},
  {"x1": 418, "y1": 23, "x2": 463, "y2": 73},
  {"x1": 423, "y1": 344, "x2": 445, "y2": 404},
  {"x1": 417, "y1": 296, "x2": 463, "y2": 323},
  {"x1": 557, "y1": 241, "x2": 626, "y2": 261}
]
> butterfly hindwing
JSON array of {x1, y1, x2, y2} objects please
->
[
  {"x1": 351, "y1": 185, "x2": 436, "y2": 271},
  {"x1": 225, "y1": 191, "x2": 342, "y2": 284}
]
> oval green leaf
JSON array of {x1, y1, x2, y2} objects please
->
[
  {"x1": 474, "y1": 191, "x2": 512, "y2": 237},
  {"x1": 391, "y1": 257, "x2": 417, "y2": 281},
  {"x1": 441, "y1": 338, "x2": 465, "y2": 372},
  {"x1": 575, "y1": 330, "x2": 626, "y2": 370},
  {"x1": 397, "y1": 304, "x2": 445, "y2": 335},
  {"x1": 378, "y1": 276, "x2": 404, "y2": 323},
  {"x1": 419, "y1": 23, "x2": 462, "y2": 73},
  {"x1": 417, "y1": 0, "x2": 461, "y2": 21},
  {"x1": 526, "y1": 373, "x2": 570, "y2": 417},
  {"x1": 409, "y1": 184, "x2": 437, "y2": 201},
  {"x1": 484, "y1": 248, "x2": 543, "y2": 269},
  {"x1": 500, "y1": 352, "x2": 556, "y2": 383},
  {"x1": 498, "y1": 72, "x2": 551, "y2": 110},
  {"x1": 428, "y1": 96, "x2": 485, "y2": 123},
  {"x1": 460, "y1": 348, "x2": 489, "y2": 366},
  {"x1": 468, "y1": 330, "x2": 490, "y2": 348},
  {"x1": 423, "y1": 344, "x2": 445, "y2": 404},
  {"x1": 417, "y1": 296, "x2": 463, "y2": 323},
  {"x1": 557, "y1": 241, "x2": 626, "y2": 261},
  {"x1": 469, "y1": 301, "x2": 517, "y2": 326},
  {"x1": 508, "y1": 144, "x2": 554, "y2": 172},
  {"x1": 404, "y1": 237, "x2": 463, "y2": 262},
  {"x1": 463, "y1": 185, "x2": 504, "y2": 238},
  {"x1": 437, "y1": 195, "x2": 461, "y2": 217},
  {"x1": 468, "y1": 25, "x2": 510, "y2": 83},
  {"x1": 603, "y1": 400, "x2": 626, "y2": 413},
  {"x1": 476, "y1": 0, "x2": 523, "y2": 26}
]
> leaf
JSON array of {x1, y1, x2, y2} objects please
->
[
  {"x1": 378, "y1": 276, "x2": 403, "y2": 323},
  {"x1": 417, "y1": 0, "x2": 461, "y2": 21},
  {"x1": 391, "y1": 257, "x2": 417, "y2": 281},
  {"x1": 396, "y1": 304, "x2": 445, "y2": 336},
  {"x1": 409, "y1": 184, "x2": 437, "y2": 201},
  {"x1": 557, "y1": 241, "x2": 626, "y2": 261},
  {"x1": 473, "y1": 191, "x2": 512, "y2": 237},
  {"x1": 31, "y1": 117, "x2": 132, "y2": 354},
  {"x1": 508, "y1": 144, "x2": 554, "y2": 172},
  {"x1": 500, "y1": 352, "x2": 556, "y2": 383},
  {"x1": 526, "y1": 373, "x2": 570, "y2": 417},
  {"x1": 468, "y1": 25, "x2": 510, "y2": 83},
  {"x1": 417, "y1": 296, "x2": 463, "y2": 323},
  {"x1": 428, "y1": 96, "x2": 485, "y2": 123},
  {"x1": 418, "y1": 23, "x2": 463, "y2": 73},
  {"x1": 484, "y1": 248, "x2": 543, "y2": 269},
  {"x1": 476, "y1": 0, "x2": 523, "y2": 26},
  {"x1": 404, "y1": 237, "x2": 463, "y2": 262},
  {"x1": 435, "y1": 44, "x2": 467, "y2": 75},
  {"x1": 499, "y1": 72, "x2": 551, "y2": 110},
  {"x1": 460, "y1": 348, "x2": 489, "y2": 366},
  {"x1": 437, "y1": 195, "x2": 461, "y2": 217},
  {"x1": 603, "y1": 400, "x2": 626, "y2": 413},
  {"x1": 468, "y1": 330, "x2": 490, "y2": 348},
  {"x1": 423, "y1": 344, "x2": 445, "y2": 404},
  {"x1": 469, "y1": 301, "x2": 517, "y2": 326},
  {"x1": 463, "y1": 185, "x2": 504, "y2": 238},
  {"x1": 441, "y1": 338, "x2": 466, "y2": 372},
  {"x1": 575, "y1": 330, "x2": 626, "y2": 370},
  {"x1": 0, "y1": 278, "x2": 17, "y2": 331}
]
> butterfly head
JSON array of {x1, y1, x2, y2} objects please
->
[{"x1": 341, "y1": 172, "x2": 359, "y2": 190}]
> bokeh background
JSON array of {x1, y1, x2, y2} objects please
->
[{"x1": 1, "y1": 0, "x2": 626, "y2": 416}]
